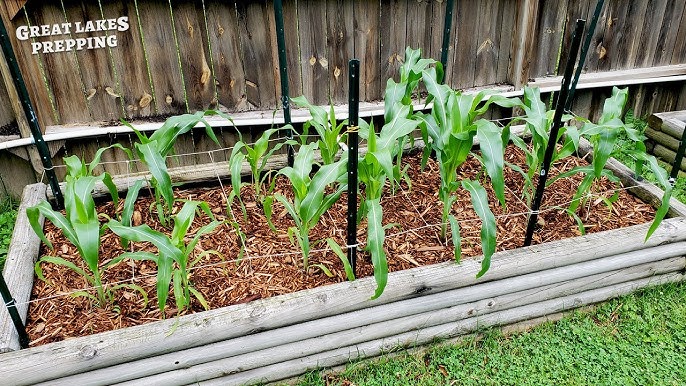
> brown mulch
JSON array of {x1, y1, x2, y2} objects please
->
[{"x1": 25, "y1": 146, "x2": 655, "y2": 346}]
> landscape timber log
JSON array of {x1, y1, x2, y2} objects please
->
[
  {"x1": 577, "y1": 137, "x2": 686, "y2": 217},
  {"x1": 201, "y1": 273, "x2": 685, "y2": 386},
  {"x1": 2, "y1": 217, "x2": 686, "y2": 385},
  {"x1": 0, "y1": 183, "x2": 45, "y2": 352},
  {"x1": 68, "y1": 256, "x2": 684, "y2": 386}
]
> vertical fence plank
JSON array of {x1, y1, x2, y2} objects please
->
[
  {"x1": 614, "y1": 0, "x2": 650, "y2": 70},
  {"x1": 495, "y1": 0, "x2": 515, "y2": 84},
  {"x1": 298, "y1": 0, "x2": 329, "y2": 105},
  {"x1": 636, "y1": 0, "x2": 668, "y2": 68},
  {"x1": 135, "y1": 0, "x2": 186, "y2": 115},
  {"x1": 451, "y1": 0, "x2": 479, "y2": 89},
  {"x1": 61, "y1": 0, "x2": 124, "y2": 123},
  {"x1": 405, "y1": 0, "x2": 432, "y2": 54},
  {"x1": 0, "y1": 3, "x2": 57, "y2": 127},
  {"x1": 327, "y1": 0, "x2": 354, "y2": 104},
  {"x1": 236, "y1": 0, "x2": 277, "y2": 110},
  {"x1": 353, "y1": 0, "x2": 380, "y2": 101},
  {"x1": 101, "y1": 1, "x2": 155, "y2": 120},
  {"x1": 379, "y1": 0, "x2": 407, "y2": 84},
  {"x1": 170, "y1": 0, "x2": 215, "y2": 112},
  {"x1": 474, "y1": 0, "x2": 504, "y2": 86},
  {"x1": 671, "y1": 7, "x2": 686, "y2": 65},
  {"x1": 428, "y1": 0, "x2": 446, "y2": 63},
  {"x1": 531, "y1": 0, "x2": 568, "y2": 78},
  {"x1": 508, "y1": 0, "x2": 539, "y2": 87},
  {"x1": 282, "y1": 0, "x2": 303, "y2": 100},
  {"x1": 560, "y1": 0, "x2": 591, "y2": 74},
  {"x1": 652, "y1": 0, "x2": 685, "y2": 67},
  {"x1": 26, "y1": 2, "x2": 91, "y2": 124},
  {"x1": 205, "y1": 1, "x2": 248, "y2": 112},
  {"x1": 595, "y1": 0, "x2": 629, "y2": 72}
]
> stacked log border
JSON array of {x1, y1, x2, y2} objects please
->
[
  {"x1": 646, "y1": 111, "x2": 686, "y2": 173},
  {"x1": 1, "y1": 145, "x2": 685, "y2": 385}
]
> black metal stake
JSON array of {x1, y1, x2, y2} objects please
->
[
  {"x1": 440, "y1": 0, "x2": 455, "y2": 83},
  {"x1": 565, "y1": 0, "x2": 605, "y2": 110},
  {"x1": 0, "y1": 15, "x2": 63, "y2": 209},
  {"x1": 274, "y1": 0, "x2": 294, "y2": 167},
  {"x1": 0, "y1": 273, "x2": 29, "y2": 349},
  {"x1": 524, "y1": 19, "x2": 586, "y2": 247},
  {"x1": 347, "y1": 59, "x2": 360, "y2": 276}
]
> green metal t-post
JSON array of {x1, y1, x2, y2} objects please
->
[
  {"x1": 0, "y1": 15, "x2": 63, "y2": 209},
  {"x1": 440, "y1": 0, "x2": 455, "y2": 83},
  {"x1": 274, "y1": 0, "x2": 294, "y2": 167}
]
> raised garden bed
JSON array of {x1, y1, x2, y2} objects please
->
[{"x1": 0, "y1": 133, "x2": 685, "y2": 385}]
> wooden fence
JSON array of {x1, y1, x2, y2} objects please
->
[{"x1": 0, "y1": 0, "x2": 685, "y2": 197}]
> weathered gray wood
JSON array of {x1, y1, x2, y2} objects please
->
[
  {"x1": 201, "y1": 272, "x2": 685, "y2": 386},
  {"x1": 530, "y1": 64, "x2": 686, "y2": 89},
  {"x1": 659, "y1": 117, "x2": 686, "y2": 139},
  {"x1": 60, "y1": 255, "x2": 685, "y2": 385},
  {"x1": 0, "y1": 183, "x2": 46, "y2": 352},
  {"x1": 576, "y1": 136, "x2": 686, "y2": 217},
  {"x1": 653, "y1": 144, "x2": 686, "y2": 175},
  {"x1": 3, "y1": 217, "x2": 686, "y2": 385},
  {"x1": 645, "y1": 127, "x2": 681, "y2": 152},
  {"x1": 508, "y1": 0, "x2": 539, "y2": 88}
]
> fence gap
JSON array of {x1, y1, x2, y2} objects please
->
[{"x1": 523, "y1": 19, "x2": 586, "y2": 247}]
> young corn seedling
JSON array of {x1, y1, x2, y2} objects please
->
[
  {"x1": 292, "y1": 96, "x2": 347, "y2": 165},
  {"x1": 358, "y1": 102, "x2": 420, "y2": 298},
  {"x1": 416, "y1": 67, "x2": 519, "y2": 276},
  {"x1": 28, "y1": 149, "x2": 146, "y2": 307},
  {"x1": 228, "y1": 126, "x2": 295, "y2": 213},
  {"x1": 108, "y1": 200, "x2": 222, "y2": 314},
  {"x1": 265, "y1": 142, "x2": 347, "y2": 271},
  {"x1": 123, "y1": 110, "x2": 231, "y2": 226}
]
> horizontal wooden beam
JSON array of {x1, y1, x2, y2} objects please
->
[{"x1": 530, "y1": 64, "x2": 686, "y2": 89}]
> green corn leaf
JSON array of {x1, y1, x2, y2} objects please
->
[
  {"x1": 186, "y1": 220, "x2": 223, "y2": 255},
  {"x1": 171, "y1": 201, "x2": 201, "y2": 247},
  {"x1": 122, "y1": 180, "x2": 144, "y2": 226},
  {"x1": 300, "y1": 157, "x2": 347, "y2": 224},
  {"x1": 448, "y1": 214, "x2": 461, "y2": 262},
  {"x1": 475, "y1": 119, "x2": 506, "y2": 207},
  {"x1": 64, "y1": 155, "x2": 87, "y2": 178},
  {"x1": 461, "y1": 180, "x2": 496, "y2": 278},
  {"x1": 189, "y1": 287, "x2": 210, "y2": 311},
  {"x1": 101, "y1": 172, "x2": 120, "y2": 211},
  {"x1": 173, "y1": 269, "x2": 185, "y2": 310},
  {"x1": 275, "y1": 194, "x2": 301, "y2": 228},
  {"x1": 646, "y1": 184, "x2": 673, "y2": 241},
  {"x1": 27, "y1": 201, "x2": 77, "y2": 250},
  {"x1": 326, "y1": 238, "x2": 355, "y2": 281},
  {"x1": 136, "y1": 140, "x2": 174, "y2": 212},
  {"x1": 366, "y1": 199, "x2": 388, "y2": 299},
  {"x1": 72, "y1": 219, "x2": 101, "y2": 275},
  {"x1": 263, "y1": 195, "x2": 277, "y2": 232},
  {"x1": 593, "y1": 127, "x2": 619, "y2": 178},
  {"x1": 422, "y1": 67, "x2": 451, "y2": 129},
  {"x1": 35, "y1": 256, "x2": 92, "y2": 284},
  {"x1": 89, "y1": 144, "x2": 134, "y2": 175},
  {"x1": 312, "y1": 263, "x2": 334, "y2": 277}
]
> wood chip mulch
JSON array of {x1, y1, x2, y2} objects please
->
[{"x1": 25, "y1": 146, "x2": 655, "y2": 346}]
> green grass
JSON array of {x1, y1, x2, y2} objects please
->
[
  {"x1": 0, "y1": 197, "x2": 18, "y2": 270},
  {"x1": 294, "y1": 281, "x2": 686, "y2": 386}
]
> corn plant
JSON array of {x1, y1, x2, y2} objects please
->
[
  {"x1": 265, "y1": 142, "x2": 347, "y2": 270},
  {"x1": 358, "y1": 102, "x2": 420, "y2": 298},
  {"x1": 228, "y1": 127, "x2": 295, "y2": 209},
  {"x1": 123, "y1": 111, "x2": 230, "y2": 225},
  {"x1": 108, "y1": 200, "x2": 222, "y2": 314},
  {"x1": 415, "y1": 67, "x2": 518, "y2": 276},
  {"x1": 28, "y1": 149, "x2": 145, "y2": 307},
  {"x1": 292, "y1": 96, "x2": 347, "y2": 165}
]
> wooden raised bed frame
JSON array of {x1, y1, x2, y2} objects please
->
[{"x1": 1, "y1": 139, "x2": 686, "y2": 385}]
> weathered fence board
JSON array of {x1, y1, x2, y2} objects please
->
[
  {"x1": 653, "y1": 0, "x2": 686, "y2": 67},
  {"x1": 326, "y1": 0, "x2": 354, "y2": 104}
]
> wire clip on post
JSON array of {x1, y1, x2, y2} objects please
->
[
  {"x1": 523, "y1": 19, "x2": 586, "y2": 247},
  {"x1": 347, "y1": 59, "x2": 360, "y2": 276},
  {"x1": 0, "y1": 273, "x2": 29, "y2": 349}
]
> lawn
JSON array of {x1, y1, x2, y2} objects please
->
[{"x1": 0, "y1": 197, "x2": 17, "y2": 270}]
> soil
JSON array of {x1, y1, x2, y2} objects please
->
[{"x1": 25, "y1": 146, "x2": 655, "y2": 346}]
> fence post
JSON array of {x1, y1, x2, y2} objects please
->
[
  {"x1": 523, "y1": 19, "x2": 586, "y2": 247},
  {"x1": 0, "y1": 15, "x2": 63, "y2": 209},
  {"x1": 273, "y1": 0, "x2": 294, "y2": 167},
  {"x1": 439, "y1": 0, "x2": 455, "y2": 83},
  {"x1": 347, "y1": 59, "x2": 360, "y2": 275}
]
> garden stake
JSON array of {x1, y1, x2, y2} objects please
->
[
  {"x1": 524, "y1": 19, "x2": 586, "y2": 247},
  {"x1": 670, "y1": 124, "x2": 686, "y2": 183},
  {"x1": 274, "y1": 0, "x2": 294, "y2": 167},
  {"x1": 565, "y1": 0, "x2": 605, "y2": 110},
  {"x1": 0, "y1": 273, "x2": 29, "y2": 349},
  {"x1": 0, "y1": 17, "x2": 63, "y2": 209},
  {"x1": 440, "y1": 0, "x2": 455, "y2": 82},
  {"x1": 347, "y1": 59, "x2": 360, "y2": 275}
]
